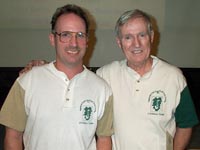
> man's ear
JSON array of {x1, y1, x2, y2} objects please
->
[
  {"x1": 150, "y1": 31, "x2": 154, "y2": 43},
  {"x1": 86, "y1": 37, "x2": 89, "y2": 48},
  {"x1": 116, "y1": 37, "x2": 122, "y2": 49},
  {"x1": 49, "y1": 33, "x2": 55, "y2": 47}
]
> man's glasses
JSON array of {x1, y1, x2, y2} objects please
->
[{"x1": 52, "y1": 31, "x2": 87, "y2": 43}]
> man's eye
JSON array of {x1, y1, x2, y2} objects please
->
[
  {"x1": 77, "y1": 32, "x2": 86, "y2": 38},
  {"x1": 124, "y1": 35, "x2": 132, "y2": 40},
  {"x1": 61, "y1": 32, "x2": 71, "y2": 37},
  {"x1": 139, "y1": 32, "x2": 147, "y2": 37}
]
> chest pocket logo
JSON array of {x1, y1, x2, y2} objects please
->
[
  {"x1": 80, "y1": 100, "x2": 96, "y2": 124},
  {"x1": 148, "y1": 90, "x2": 166, "y2": 115}
]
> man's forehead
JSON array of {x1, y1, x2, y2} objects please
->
[
  {"x1": 120, "y1": 19, "x2": 148, "y2": 33},
  {"x1": 55, "y1": 13, "x2": 86, "y2": 32}
]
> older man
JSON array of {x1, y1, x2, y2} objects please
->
[{"x1": 97, "y1": 9, "x2": 198, "y2": 150}]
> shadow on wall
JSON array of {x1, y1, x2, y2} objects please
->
[
  {"x1": 83, "y1": 29, "x2": 96, "y2": 66},
  {"x1": 151, "y1": 15, "x2": 160, "y2": 56},
  {"x1": 83, "y1": 7, "x2": 97, "y2": 67},
  {"x1": 0, "y1": 124, "x2": 5, "y2": 150}
]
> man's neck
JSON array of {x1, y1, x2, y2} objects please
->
[
  {"x1": 54, "y1": 62, "x2": 84, "y2": 80},
  {"x1": 128, "y1": 57, "x2": 153, "y2": 76}
]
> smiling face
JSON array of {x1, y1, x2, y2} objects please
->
[
  {"x1": 49, "y1": 13, "x2": 88, "y2": 70},
  {"x1": 117, "y1": 17, "x2": 154, "y2": 69}
]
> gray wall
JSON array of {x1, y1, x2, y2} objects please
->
[{"x1": 0, "y1": 0, "x2": 199, "y2": 67}]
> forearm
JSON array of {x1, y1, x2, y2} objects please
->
[
  {"x1": 173, "y1": 127, "x2": 192, "y2": 150},
  {"x1": 96, "y1": 136, "x2": 112, "y2": 150},
  {"x1": 4, "y1": 127, "x2": 23, "y2": 150}
]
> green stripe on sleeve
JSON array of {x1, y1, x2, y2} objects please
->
[{"x1": 175, "y1": 86, "x2": 199, "y2": 128}]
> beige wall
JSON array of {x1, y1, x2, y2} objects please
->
[{"x1": 0, "y1": 0, "x2": 199, "y2": 67}]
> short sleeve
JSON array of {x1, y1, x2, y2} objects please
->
[
  {"x1": 0, "y1": 80, "x2": 27, "y2": 131},
  {"x1": 96, "y1": 95, "x2": 113, "y2": 137},
  {"x1": 175, "y1": 86, "x2": 199, "y2": 128}
]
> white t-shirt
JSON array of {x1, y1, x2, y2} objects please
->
[
  {"x1": 97, "y1": 56, "x2": 198, "y2": 150},
  {"x1": 0, "y1": 62, "x2": 113, "y2": 150}
]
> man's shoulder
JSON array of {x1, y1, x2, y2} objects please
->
[
  {"x1": 84, "y1": 68, "x2": 112, "y2": 94},
  {"x1": 85, "y1": 68, "x2": 110, "y2": 84},
  {"x1": 18, "y1": 63, "x2": 51, "y2": 83},
  {"x1": 97, "y1": 60, "x2": 126, "y2": 73},
  {"x1": 158, "y1": 58, "x2": 183, "y2": 76}
]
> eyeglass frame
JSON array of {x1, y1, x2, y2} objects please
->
[{"x1": 52, "y1": 30, "x2": 88, "y2": 43}]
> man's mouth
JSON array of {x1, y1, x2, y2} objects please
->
[
  {"x1": 67, "y1": 50, "x2": 79, "y2": 54},
  {"x1": 65, "y1": 48, "x2": 80, "y2": 54},
  {"x1": 132, "y1": 49, "x2": 142, "y2": 54}
]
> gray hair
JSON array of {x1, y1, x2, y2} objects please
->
[{"x1": 115, "y1": 9, "x2": 153, "y2": 37}]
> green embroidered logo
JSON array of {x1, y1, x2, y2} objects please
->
[
  {"x1": 83, "y1": 107, "x2": 92, "y2": 120},
  {"x1": 148, "y1": 90, "x2": 166, "y2": 115},
  {"x1": 152, "y1": 97, "x2": 162, "y2": 111},
  {"x1": 80, "y1": 100, "x2": 96, "y2": 124}
]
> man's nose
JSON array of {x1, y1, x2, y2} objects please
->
[
  {"x1": 134, "y1": 37, "x2": 141, "y2": 47},
  {"x1": 69, "y1": 35, "x2": 78, "y2": 46}
]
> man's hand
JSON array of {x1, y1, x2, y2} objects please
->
[{"x1": 19, "y1": 60, "x2": 48, "y2": 75}]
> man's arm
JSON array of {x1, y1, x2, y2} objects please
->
[
  {"x1": 173, "y1": 127, "x2": 192, "y2": 150},
  {"x1": 4, "y1": 127, "x2": 23, "y2": 150},
  {"x1": 96, "y1": 136, "x2": 112, "y2": 150}
]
